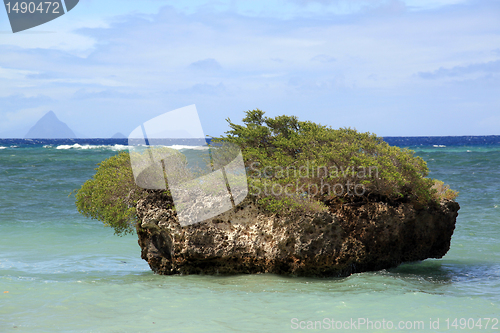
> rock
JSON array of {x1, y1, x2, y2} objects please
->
[{"x1": 135, "y1": 191, "x2": 459, "y2": 277}]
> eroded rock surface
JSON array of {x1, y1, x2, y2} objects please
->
[{"x1": 136, "y1": 191, "x2": 459, "y2": 277}]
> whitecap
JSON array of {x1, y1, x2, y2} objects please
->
[
  {"x1": 54, "y1": 143, "x2": 212, "y2": 151},
  {"x1": 56, "y1": 144, "x2": 83, "y2": 149},
  {"x1": 111, "y1": 144, "x2": 130, "y2": 151},
  {"x1": 80, "y1": 145, "x2": 102, "y2": 150},
  {"x1": 56, "y1": 144, "x2": 133, "y2": 150},
  {"x1": 0, "y1": 147, "x2": 6, "y2": 150},
  {"x1": 432, "y1": 145, "x2": 446, "y2": 148},
  {"x1": 56, "y1": 144, "x2": 103, "y2": 150},
  {"x1": 169, "y1": 145, "x2": 209, "y2": 151}
]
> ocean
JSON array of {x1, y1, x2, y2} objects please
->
[{"x1": 1, "y1": 137, "x2": 499, "y2": 332}]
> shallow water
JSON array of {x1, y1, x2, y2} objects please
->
[{"x1": 1, "y1": 141, "x2": 499, "y2": 332}]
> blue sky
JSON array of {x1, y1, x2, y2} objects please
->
[{"x1": 0, "y1": 0, "x2": 499, "y2": 138}]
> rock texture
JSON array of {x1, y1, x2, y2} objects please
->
[{"x1": 136, "y1": 191, "x2": 459, "y2": 277}]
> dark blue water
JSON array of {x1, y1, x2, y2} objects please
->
[
  {"x1": 2, "y1": 135, "x2": 500, "y2": 148},
  {"x1": 383, "y1": 135, "x2": 500, "y2": 147}
]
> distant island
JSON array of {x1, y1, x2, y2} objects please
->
[
  {"x1": 111, "y1": 132, "x2": 127, "y2": 139},
  {"x1": 25, "y1": 111, "x2": 76, "y2": 139}
]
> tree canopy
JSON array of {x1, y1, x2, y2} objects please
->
[{"x1": 215, "y1": 109, "x2": 457, "y2": 214}]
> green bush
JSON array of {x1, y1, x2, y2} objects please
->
[
  {"x1": 431, "y1": 180, "x2": 459, "y2": 201},
  {"x1": 75, "y1": 152, "x2": 147, "y2": 235}
]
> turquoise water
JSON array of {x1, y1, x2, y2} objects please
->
[{"x1": 1, "y1": 142, "x2": 499, "y2": 332}]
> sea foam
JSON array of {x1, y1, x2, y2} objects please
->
[
  {"x1": 53, "y1": 144, "x2": 209, "y2": 151},
  {"x1": 55, "y1": 144, "x2": 130, "y2": 151},
  {"x1": 169, "y1": 145, "x2": 209, "y2": 151}
]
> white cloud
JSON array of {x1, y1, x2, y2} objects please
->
[
  {"x1": 0, "y1": 0, "x2": 499, "y2": 137},
  {"x1": 418, "y1": 60, "x2": 500, "y2": 80},
  {"x1": 189, "y1": 58, "x2": 223, "y2": 71},
  {"x1": 0, "y1": 66, "x2": 37, "y2": 80},
  {"x1": 177, "y1": 82, "x2": 226, "y2": 95},
  {"x1": 0, "y1": 93, "x2": 52, "y2": 110},
  {"x1": 311, "y1": 54, "x2": 337, "y2": 63}
]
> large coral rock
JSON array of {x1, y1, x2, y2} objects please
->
[{"x1": 136, "y1": 191, "x2": 459, "y2": 277}]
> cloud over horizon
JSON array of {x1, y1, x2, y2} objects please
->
[{"x1": 0, "y1": 0, "x2": 499, "y2": 137}]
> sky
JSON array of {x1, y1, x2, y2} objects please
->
[{"x1": 0, "y1": 0, "x2": 499, "y2": 138}]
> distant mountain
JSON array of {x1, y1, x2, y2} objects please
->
[
  {"x1": 111, "y1": 132, "x2": 127, "y2": 139},
  {"x1": 24, "y1": 111, "x2": 76, "y2": 139}
]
